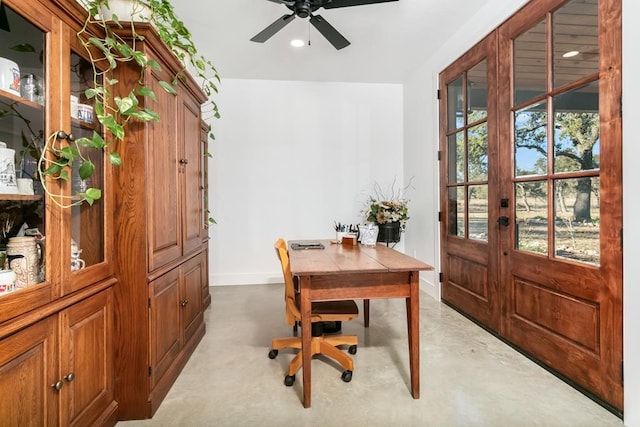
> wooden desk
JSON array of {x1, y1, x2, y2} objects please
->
[{"x1": 288, "y1": 240, "x2": 433, "y2": 408}]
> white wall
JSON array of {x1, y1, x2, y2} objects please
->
[
  {"x1": 622, "y1": 0, "x2": 639, "y2": 424},
  {"x1": 208, "y1": 79, "x2": 403, "y2": 285}
]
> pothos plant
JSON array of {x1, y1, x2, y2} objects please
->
[{"x1": 38, "y1": 0, "x2": 220, "y2": 208}]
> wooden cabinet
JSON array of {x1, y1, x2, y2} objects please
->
[
  {"x1": 0, "y1": 289, "x2": 116, "y2": 427},
  {"x1": 0, "y1": 1, "x2": 116, "y2": 426},
  {"x1": 112, "y1": 24, "x2": 208, "y2": 421},
  {"x1": 0, "y1": 317, "x2": 57, "y2": 426},
  {"x1": 148, "y1": 256, "x2": 203, "y2": 392}
]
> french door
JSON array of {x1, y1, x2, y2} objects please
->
[{"x1": 439, "y1": 0, "x2": 622, "y2": 412}]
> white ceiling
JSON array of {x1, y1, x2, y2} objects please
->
[{"x1": 172, "y1": 0, "x2": 498, "y2": 84}]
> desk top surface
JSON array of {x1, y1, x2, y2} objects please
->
[{"x1": 288, "y1": 240, "x2": 433, "y2": 276}]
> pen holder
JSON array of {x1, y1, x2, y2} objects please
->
[{"x1": 336, "y1": 231, "x2": 346, "y2": 244}]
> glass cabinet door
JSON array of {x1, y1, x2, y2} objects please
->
[
  {"x1": 0, "y1": 5, "x2": 46, "y2": 297},
  {"x1": 69, "y1": 52, "x2": 105, "y2": 275}
]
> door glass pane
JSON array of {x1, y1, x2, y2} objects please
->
[
  {"x1": 448, "y1": 76, "x2": 464, "y2": 130},
  {"x1": 553, "y1": 0, "x2": 599, "y2": 89},
  {"x1": 0, "y1": 5, "x2": 46, "y2": 288},
  {"x1": 514, "y1": 19, "x2": 547, "y2": 106},
  {"x1": 515, "y1": 181, "x2": 548, "y2": 255},
  {"x1": 448, "y1": 132, "x2": 464, "y2": 183},
  {"x1": 468, "y1": 123, "x2": 488, "y2": 182},
  {"x1": 469, "y1": 184, "x2": 488, "y2": 241},
  {"x1": 448, "y1": 186, "x2": 465, "y2": 237},
  {"x1": 553, "y1": 82, "x2": 599, "y2": 173},
  {"x1": 467, "y1": 60, "x2": 488, "y2": 122},
  {"x1": 515, "y1": 102, "x2": 548, "y2": 176},
  {"x1": 554, "y1": 177, "x2": 600, "y2": 266},
  {"x1": 70, "y1": 52, "x2": 104, "y2": 271}
]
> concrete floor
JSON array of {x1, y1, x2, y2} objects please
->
[{"x1": 118, "y1": 284, "x2": 624, "y2": 427}]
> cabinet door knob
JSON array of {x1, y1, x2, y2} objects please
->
[
  {"x1": 64, "y1": 372, "x2": 75, "y2": 382},
  {"x1": 180, "y1": 299, "x2": 189, "y2": 307},
  {"x1": 179, "y1": 158, "x2": 189, "y2": 165},
  {"x1": 51, "y1": 380, "x2": 64, "y2": 391}
]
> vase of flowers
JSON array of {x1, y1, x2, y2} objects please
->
[{"x1": 362, "y1": 181, "x2": 410, "y2": 243}]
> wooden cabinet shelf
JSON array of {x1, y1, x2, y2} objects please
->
[{"x1": 0, "y1": 194, "x2": 42, "y2": 202}]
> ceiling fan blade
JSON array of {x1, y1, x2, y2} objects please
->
[
  {"x1": 266, "y1": 0, "x2": 295, "y2": 5},
  {"x1": 250, "y1": 14, "x2": 296, "y2": 43},
  {"x1": 322, "y1": 0, "x2": 399, "y2": 9},
  {"x1": 310, "y1": 14, "x2": 350, "y2": 50}
]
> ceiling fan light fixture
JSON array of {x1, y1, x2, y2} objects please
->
[
  {"x1": 291, "y1": 39, "x2": 305, "y2": 47},
  {"x1": 563, "y1": 50, "x2": 580, "y2": 58}
]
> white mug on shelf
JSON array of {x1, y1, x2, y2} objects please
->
[
  {"x1": 16, "y1": 178, "x2": 34, "y2": 195},
  {"x1": 0, "y1": 142, "x2": 19, "y2": 194}
]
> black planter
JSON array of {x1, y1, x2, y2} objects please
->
[{"x1": 377, "y1": 222, "x2": 401, "y2": 243}]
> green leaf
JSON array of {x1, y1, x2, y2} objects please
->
[
  {"x1": 115, "y1": 96, "x2": 135, "y2": 114},
  {"x1": 10, "y1": 43, "x2": 36, "y2": 53},
  {"x1": 43, "y1": 163, "x2": 63, "y2": 176},
  {"x1": 77, "y1": 132, "x2": 105, "y2": 149},
  {"x1": 132, "y1": 51, "x2": 147, "y2": 67},
  {"x1": 147, "y1": 59, "x2": 162, "y2": 71},
  {"x1": 88, "y1": 37, "x2": 109, "y2": 54},
  {"x1": 58, "y1": 170, "x2": 70, "y2": 182},
  {"x1": 94, "y1": 101, "x2": 105, "y2": 116},
  {"x1": 128, "y1": 109, "x2": 158, "y2": 122},
  {"x1": 60, "y1": 146, "x2": 80, "y2": 161},
  {"x1": 137, "y1": 86, "x2": 156, "y2": 102},
  {"x1": 158, "y1": 80, "x2": 177, "y2": 94},
  {"x1": 85, "y1": 88, "x2": 98, "y2": 99},
  {"x1": 99, "y1": 115, "x2": 125, "y2": 140},
  {"x1": 143, "y1": 108, "x2": 160, "y2": 121},
  {"x1": 78, "y1": 160, "x2": 95, "y2": 180},
  {"x1": 109, "y1": 152, "x2": 122, "y2": 166},
  {"x1": 82, "y1": 188, "x2": 102, "y2": 205},
  {"x1": 115, "y1": 43, "x2": 133, "y2": 58}
]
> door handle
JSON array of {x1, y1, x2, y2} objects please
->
[{"x1": 498, "y1": 216, "x2": 510, "y2": 226}]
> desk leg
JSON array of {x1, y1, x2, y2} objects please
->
[
  {"x1": 300, "y1": 275, "x2": 313, "y2": 408},
  {"x1": 406, "y1": 271, "x2": 420, "y2": 399}
]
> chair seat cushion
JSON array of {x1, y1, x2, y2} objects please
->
[{"x1": 311, "y1": 300, "x2": 359, "y2": 316}]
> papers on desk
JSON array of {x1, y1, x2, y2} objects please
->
[{"x1": 290, "y1": 242, "x2": 325, "y2": 250}]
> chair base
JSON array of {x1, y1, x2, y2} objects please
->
[{"x1": 270, "y1": 333, "x2": 357, "y2": 376}]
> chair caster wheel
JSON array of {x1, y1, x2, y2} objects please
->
[
  {"x1": 341, "y1": 370, "x2": 353, "y2": 383},
  {"x1": 348, "y1": 345, "x2": 357, "y2": 355},
  {"x1": 284, "y1": 375, "x2": 295, "y2": 386},
  {"x1": 268, "y1": 349, "x2": 278, "y2": 359}
]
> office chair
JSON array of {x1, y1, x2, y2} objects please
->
[{"x1": 268, "y1": 238, "x2": 359, "y2": 385}]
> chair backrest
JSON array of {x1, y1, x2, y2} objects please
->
[{"x1": 274, "y1": 238, "x2": 300, "y2": 326}]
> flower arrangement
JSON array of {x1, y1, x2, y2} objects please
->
[{"x1": 362, "y1": 180, "x2": 411, "y2": 231}]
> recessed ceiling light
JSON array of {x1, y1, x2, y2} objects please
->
[
  {"x1": 291, "y1": 39, "x2": 304, "y2": 48},
  {"x1": 562, "y1": 50, "x2": 580, "y2": 58}
]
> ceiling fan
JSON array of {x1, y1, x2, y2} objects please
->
[{"x1": 251, "y1": 0, "x2": 399, "y2": 50}]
